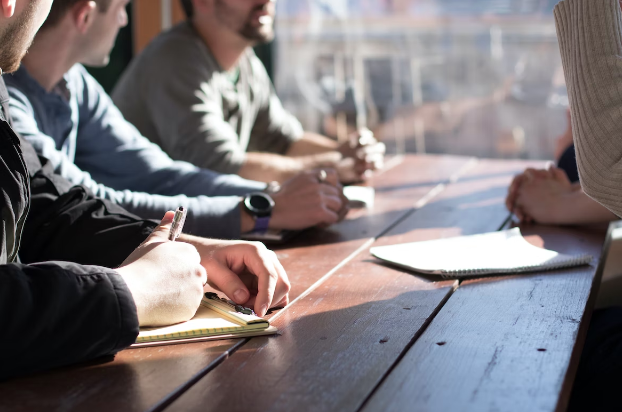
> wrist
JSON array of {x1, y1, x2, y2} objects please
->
[
  {"x1": 241, "y1": 192, "x2": 274, "y2": 232},
  {"x1": 300, "y1": 152, "x2": 342, "y2": 170},
  {"x1": 240, "y1": 201, "x2": 256, "y2": 233}
]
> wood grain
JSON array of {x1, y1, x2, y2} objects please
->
[
  {"x1": 268, "y1": 155, "x2": 474, "y2": 308},
  {"x1": 361, "y1": 225, "x2": 606, "y2": 412},
  {"x1": 132, "y1": 0, "x2": 162, "y2": 54},
  {"x1": 132, "y1": 0, "x2": 186, "y2": 54},
  {"x1": 163, "y1": 159, "x2": 541, "y2": 412},
  {"x1": 0, "y1": 155, "x2": 469, "y2": 412},
  {"x1": 0, "y1": 340, "x2": 243, "y2": 412}
]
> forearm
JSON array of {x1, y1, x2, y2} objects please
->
[
  {"x1": 557, "y1": 188, "x2": 618, "y2": 224},
  {"x1": 285, "y1": 132, "x2": 340, "y2": 157},
  {"x1": 238, "y1": 151, "x2": 341, "y2": 183},
  {"x1": 118, "y1": 191, "x2": 247, "y2": 239},
  {"x1": 555, "y1": 0, "x2": 622, "y2": 216}
]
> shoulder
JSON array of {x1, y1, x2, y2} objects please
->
[
  {"x1": 5, "y1": 66, "x2": 39, "y2": 98},
  {"x1": 6, "y1": 69, "x2": 39, "y2": 114},
  {"x1": 140, "y1": 22, "x2": 215, "y2": 72},
  {"x1": 243, "y1": 49, "x2": 271, "y2": 83}
]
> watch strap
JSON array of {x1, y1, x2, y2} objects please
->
[{"x1": 253, "y1": 216, "x2": 271, "y2": 233}]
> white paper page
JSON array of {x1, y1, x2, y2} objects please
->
[
  {"x1": 344, "y1": 186, "x2": 375, "y2": 208},
  {"x1": 371, "y1": 228, "x2": 592, "y2": 275}
]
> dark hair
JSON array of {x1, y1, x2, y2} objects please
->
[
  {"x1": 180, "y1": 0, "x2": 194, "y2": 19},
  {"x1": 42, "y1": 0, "x2": 113, "y2": 29}
]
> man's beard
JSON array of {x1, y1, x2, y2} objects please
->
[
  {"x1": 215, "y1": 1, "x2": 275, "y2": 44},
  {"x1": 0, "y1": 2, "x2": 39, "y2": 74}
]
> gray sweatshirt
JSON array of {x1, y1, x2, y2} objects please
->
[
  {"x1": 555, "y1": 0, "x2": 622, "y2": 217},
  {"x1": 112, "y1": 21, "x2": 304, "y2": 175}
]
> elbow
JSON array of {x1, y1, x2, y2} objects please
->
[{"x1": 580, "y1": 172, "x2": 622, "y2": 218}]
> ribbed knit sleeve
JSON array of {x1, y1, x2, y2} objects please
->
[{"x1": 554, "y1": 0, "x2": 622, "y2": 217}]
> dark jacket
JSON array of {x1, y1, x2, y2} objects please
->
[{"x1": 0, "y1": 78, "x2": 156, "y2": 380}]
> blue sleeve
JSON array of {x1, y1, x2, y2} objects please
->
[
  {"x1": 7, "y1": 78, "x2": 257, "y2": 239},
  {"x1": 73, "y1": 65, "x2": 266, "y2": 197}
]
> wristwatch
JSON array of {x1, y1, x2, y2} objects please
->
[{"x1": 243, "y1": 192, "x2": 275, "y2": 232}]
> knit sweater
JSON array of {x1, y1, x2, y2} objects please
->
[{"x1": 554, "y1": 0, "x2": 622, "y2": 217}]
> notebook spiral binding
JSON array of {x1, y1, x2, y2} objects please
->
[{"x1": 438, "y1": 253, "x2": 594, "y2": 279}]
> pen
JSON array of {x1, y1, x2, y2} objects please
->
[{"x1": 168, "y1": 206, "x2": 187, "y2": 241}]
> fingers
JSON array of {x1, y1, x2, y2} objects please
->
[
  {"x1": 550, "y1": 167, "x2": 571, "y2": 184},
  {"x1": 205, "y1": 262, "x2": 251, "y2": 304},
  {"x1": 313, "y1": 168, "x2": 339, "y2": 187},
  {"x1": 320, "y1": 187, "x2": 344, "y2": 212},
  {"x1": 246, "y1": 247, "x2": 285, "y2": 316},
  {"x1": 506, "y1": 174, "x2": 524, "y2": 212},
  {"x1": 2, "y1": 0, "x2": 15, "y2": 18},
  {"x1": 270, "y1": 251, "x2": 290, "y2": 307},
  {"x1": 143, "y1": 211, "x2": 176, "y2": 245},
  {"x1": 198, "y1": 264, "x2": 208, "y2": 288},
  {"x1": 207, "y1": 244, "x2": 291, "y2": 317}
]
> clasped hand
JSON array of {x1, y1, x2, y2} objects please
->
[{"x1": 337, "y1": 128, "x2": 386, "y2": 183}]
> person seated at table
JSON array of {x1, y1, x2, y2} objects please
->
[
  {"x1": 5, "y1": 0, "x2": 348, "y2": 241},
  {"x1": 554, "y1": 0, "x2": 622, "y2": 410},
  {"x1": 505, "y1": 111, "x2": 617, "y2": 225},
  {"x1": 0, "y1": 0, "x2": 290, "y2": 380},
  {"x1": 111, "y1": 0, "x2": 386, "y2": 185}
]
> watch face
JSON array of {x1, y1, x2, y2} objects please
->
[
  {"x1": 250, "y1": 194, "x2": 271, "y2": 211},
  {"x1": 245, "y1": 192, "x2": 274, "y2": 217}
]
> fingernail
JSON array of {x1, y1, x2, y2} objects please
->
[
  {"x1": 233, "y1": 289, "x2": 247, "y2": 303},
  {"x1": 260, "y1": 304, "x2": 268, "y2": 317}
]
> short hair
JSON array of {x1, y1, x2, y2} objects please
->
[
  {"x1": 180, "y1": 0, "x2": 193, "y2": 19},
  {"x1": 42, "y1": 0, "x2": 113, "y2": 29}
]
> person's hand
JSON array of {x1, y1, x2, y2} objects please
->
[
  {"x1": 116, "y1": 212, "x2": 207, "y2": 327},
  {"x1": 506, "y1": 167, "x2": 556, "y2": 219},
  {"x1": 512, "y1": 167, "x2": 575, "y2": 224},
  {"x1": 269, "y1": 168, "x2": 349, "y2": 230},
  {"x1": 338, "y1": 128, "x2": 385, "y2": 183},
  {"x1": 182, "y1": 238, "x2": 291, "y2": 317}
]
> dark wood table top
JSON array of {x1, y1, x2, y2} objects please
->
[{"x1": 0, "y1": 155, "x2": 606, "y2": 412}]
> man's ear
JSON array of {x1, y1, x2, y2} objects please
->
[
  {"x1": 72, "y1": 0, "x2": 97, "y2": 34},
  {"x1": 1, "y1": 0, "x2": 16, "y2": 18},
  {"x1": 193, "y1": 0, "x2": 213, "y2": 14}
]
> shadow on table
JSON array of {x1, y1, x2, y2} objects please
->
[{"x1": 0, "y1": 340, "x2": 237, "y2": 412}]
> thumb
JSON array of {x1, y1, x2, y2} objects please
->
[{"x1": 143, "y1": 211, "x2": 176, "y2": 245}]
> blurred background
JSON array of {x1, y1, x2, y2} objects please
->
[{"x1": 99, "y1": 0, "x2": 567, "y2": 160}]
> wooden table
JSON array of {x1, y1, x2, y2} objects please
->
[{"x1": 0, "y1": 155, "x2": 607, "y2": 412}]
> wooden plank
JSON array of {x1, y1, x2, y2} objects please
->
[
  {"x1": 0, "y1": 155, "x2": 468, "y2": 412},
  {"x1": 0, "y1": 340, "x2": 244, "y2": 412},
  {"x1": 132, "y1": 0, "x2": 194, "y2": 55},
  {"x1": 172, "y1": 0, "x2": 186, "y2": 24},
  {"x1": 361, "y1": 225, "x2": 606, "y2": 412},
  {"x1": 269, "y1": 155, "x2": 474, "y2": 303},
  {"x1": 133, "y1": 0, "x2": 162, "y2": 54},
  {"x1": 163, "y1": 159, "x2": 541, "y2": 412}
]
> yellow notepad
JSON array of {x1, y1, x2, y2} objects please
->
[{"x1": 131, "y1": 294, "x2": 278, "y2": 348}]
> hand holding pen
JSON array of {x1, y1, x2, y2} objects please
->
[{"x1": 116, "y1": 210, "x2": 207, "y2": 327}]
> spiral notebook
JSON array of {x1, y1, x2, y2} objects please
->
[
  {"x1": 131, "y1": 293, "x2": 278, "y2": 348},
  {"x1": 370, "y1": 228, "x2": 593, "y2": 278}
]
